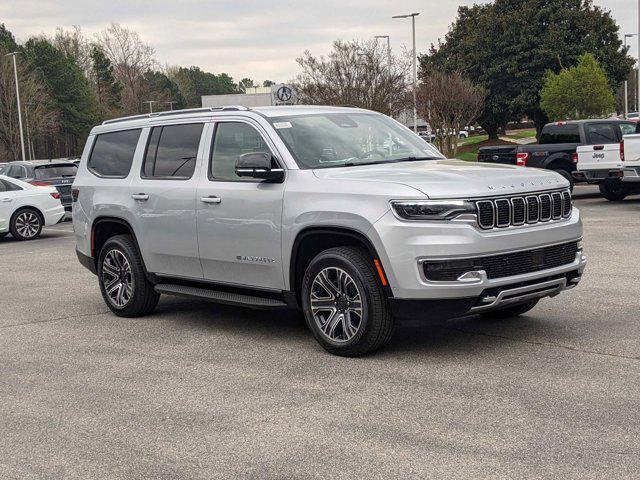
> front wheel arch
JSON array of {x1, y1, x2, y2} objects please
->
[{"x1": 290, "y1": 227, "x2": 390, "y2": 307}]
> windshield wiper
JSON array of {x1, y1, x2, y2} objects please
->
[
  {"x1": 392, "y1": 156, "x2": 441, "y2": 162},
  {"x1": 342, "y1": 156, "x2": 440, "y2": 167}
]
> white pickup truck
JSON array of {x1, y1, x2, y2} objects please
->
[{"x1": 575, "y1": 130, "x2": 640, "y2": 201}]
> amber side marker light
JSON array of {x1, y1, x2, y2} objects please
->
[{"x1": 373, "y1": 259, "x2": 388, "y2": 286}]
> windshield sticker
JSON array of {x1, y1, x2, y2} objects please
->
[{"x1": 273, "y1": 122, "x2": 293, "y2": 129}]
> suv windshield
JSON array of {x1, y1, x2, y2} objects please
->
[
  {"x1": 34, "y1": 164, "x2": 77, "y2": 179},
  {"x1": 269, "y1": 113, "x2": 444, "y2": 169}
]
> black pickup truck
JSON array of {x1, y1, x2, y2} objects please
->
[{"x1": 477, "y1": 119, "x2": 638, "y2": 188}]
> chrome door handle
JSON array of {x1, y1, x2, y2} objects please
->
[
  {"x1": 131, "y1": 193, "x2": 149, "y2": 201},
  {"x1": 200, "y1": 195, "x2": 221, "y2": 204}
]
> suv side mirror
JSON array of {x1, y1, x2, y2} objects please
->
[{"x1": 236, "y1": 152, "x2": 284, "y2": 182}]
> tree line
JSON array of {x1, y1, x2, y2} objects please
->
[
  {"x1": 1, "y1": 0, "x2": 634, "y2": 161},
  {"x1": 0, "y1": 23, "x2": 273, "y2": 161}
]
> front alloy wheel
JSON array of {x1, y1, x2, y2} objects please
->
[
  {"x1": 310, "y1": 267, "x2": 364, "y2": 343},
  {"x1": 301, "y1": 246, "x2": 395, "y2": 356}
]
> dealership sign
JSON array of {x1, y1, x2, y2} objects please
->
[{"x1": 271, "y1": 84, "x2": 297, "y2": 105}]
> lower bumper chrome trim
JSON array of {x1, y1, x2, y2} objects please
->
[{"x1": 470, "y1": 277, "x2": 567, "y2": 312}]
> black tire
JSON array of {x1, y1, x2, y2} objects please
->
[
  {"x1": 0, "y1": 232, "x2": 7, "y2": 238},
  {"x1": 10, "y1": 207, "x2": 43, "y2": 240},
  {"x1": 553, "y1": 169, "x2": 574, "y2": 192},
  {"x1": 98, "y1": 234, "x2": 159, "y2": 317},
  {"x1": 301, "y1": 246, "x2": 395, "y2": 357},
  {"x1": 599, "y1": 179, "x2": 628, "y2": 201},
  {"x1": 481, "y1": 299, "x2": 539, "y2": 319}
]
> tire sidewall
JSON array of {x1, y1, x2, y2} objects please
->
[
  {"x1": 301, "y1": 251, "x2": 373, "y2": 351},
  {"x1": 600, "y1": 179, "x2": 628, "y2": 201},
  {"x1": 98, "y1": 236, "x2": 142, "y2": 315},
  {"x1": 10, "y1": 208, "x2": 43, "y2": 240}
]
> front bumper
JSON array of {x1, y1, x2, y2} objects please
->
[{"x1": 371, "y1": 206, "x2": 585, "y2": 322}]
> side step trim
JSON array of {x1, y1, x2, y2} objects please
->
[{"x1": 155, "y1": 283, "x2": 288, "y2": 309}]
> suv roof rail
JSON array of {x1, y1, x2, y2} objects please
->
[{"x1": 102, "y1": 106, "x2": 250, "y2": 125}]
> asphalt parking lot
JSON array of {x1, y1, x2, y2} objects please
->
[{"x1": 1, "y1": 186, "x2": 638, "y2": 479}]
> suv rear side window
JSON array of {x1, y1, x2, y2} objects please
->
[
  {"x1": 539, "y1": 124, "x2": 581, "y2": 144},
  {"x1": 209, "y1": 122, "x2": 274, "y2": 181},
  {"x1": 88, "y1": 129, "x2": 141, "y2": 178},
  {"x1": 586, "y1": 124, "x2": 617, "y2": 144},
  {"x1": 34, "y1": 164, "x2": 78, "y2": 179},
  {"x1": 142, "y1": 123, "x2": 203, "y2": 179}
]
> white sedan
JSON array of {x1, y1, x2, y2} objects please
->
[{"x1": 0, "y1": 174, "x2": 66, "y2": 240}]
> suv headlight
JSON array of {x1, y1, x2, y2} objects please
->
[{"x1": 391, "y1": 200, "x2": 475, "y2": 221}]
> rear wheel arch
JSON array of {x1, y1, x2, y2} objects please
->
[
  {"x1": 289, "y1": 227, "x2": 390, "y2": 305},
  {"x1": 544, "y1": 154, "x2": 574, "y2": 172},
  {"x1": 91, "y1": 217, "x2": 147, "y2": 273},
  {"x1": 11, "y1": 205, "x2": 44, "y2": 225}
]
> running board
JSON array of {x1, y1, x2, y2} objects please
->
[{"x1": 154, "y1": 283, "x2": 288, "y2": 309}]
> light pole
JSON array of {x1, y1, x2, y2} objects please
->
[
  {"x1": 393, "y1": 13, "x2": 419, "y2": 132},
  {"x1": 624, "y1": 34, "x2": 638, "y2": 118},
  {"x1": 5, "y1": 52, "x2": 26, "y2": 161},
  {"x1": 637, "y1": 0, "x2": 640, "y2": 114},
  {"x1": 143, "y1": 100, "x2": 157, "y2": 113}
]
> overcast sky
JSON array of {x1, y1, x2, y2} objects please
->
[{"x1": 0, "y1": 0, "x2": 637, "y2": 83}]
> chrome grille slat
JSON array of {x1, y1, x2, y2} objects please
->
[{"x1": 474, "y1": 190, "x2": 571, "y2": 230}]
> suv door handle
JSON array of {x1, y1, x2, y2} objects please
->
[
  {"x1": 131, "y1": 193, "x2": 149, "y2": 201},
  {"x1": 1, "y1": 198, "x2": 11, "y2": 202},
  {"x1": 200, "y1": 195, "x2": 221, "y2": 204}
]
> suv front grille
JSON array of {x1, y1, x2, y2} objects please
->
[
  {"x1": 476, "y1": 190, "x2": 571, "y2": 229},
  {"x1": 423, "y1": 241, "x2": 579, "y2": 281}
]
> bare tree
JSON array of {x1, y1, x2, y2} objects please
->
[
  {"x1": 97, "y1": 23, "x2": 155, "y2": 114},
  {"x1": 417, "y1": 70, "x2": 486, "y2": 157},
  {"x1": 0, "y1": 51, "x2": 57, "y2": 160},
  {"x1": 293, "y1": 39, "x2": 411, "y2": 116},
  {"x1": 52, "y1": 26, "x2": 92, "y2": 78}
]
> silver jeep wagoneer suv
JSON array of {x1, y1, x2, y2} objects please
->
[{"x1": 73, "y1": 106, "x2": 586, "y2": 356}]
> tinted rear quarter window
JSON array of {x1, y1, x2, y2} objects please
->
[
  {"x1": 1, "y1": 179, "x2": 22, "y2": 191},
  {"x1": 88, "y1": 129, "x2": 142, "y2": 178},
  {"x1": 142, "y1": 123, "x2": 203, "y2": 179},
  {"x1": 34, "y1": 164, "x2": 78, "y2": 179},
  {"x1": 539, "y1": 124, "x2": 581, "y2": 144}
]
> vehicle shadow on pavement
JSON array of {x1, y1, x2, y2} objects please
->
[
  {"x1": 153, "y1": 296, "x2": 310, "y2": 339},
  {"x1": 153, "y1": 296, "x2": 566, "y2": 358},
  {"x1": 377, "y1": 314, "x2": 572, "y2": 358}
]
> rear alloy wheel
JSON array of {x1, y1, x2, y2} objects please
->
[
  {"x1": 481, "y1": 299, "x2": 539, "y2": 319},
  {"x1": 98, "y1": 235, "x2": 159, "y2": 317},
  {"x1": 301, "y1": 246, "x2": 395, "y2": 357},
  {"x1": 599, "y1": 178, "x2": 628, "y2": 201},
  {"x1": 10, "y1": 208, "x2": 43, "y2": 240}
]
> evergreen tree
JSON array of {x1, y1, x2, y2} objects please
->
[
  {"x1": 23, "y1": 37, "x2": 97, "y2": 156},
  {"x1": 91, "y1": 45, "x2": 122, "y2": 118}
]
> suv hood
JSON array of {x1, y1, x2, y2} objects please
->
[{"x1": 312, "y1": 159, "x2": 568, "y2": 199}]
